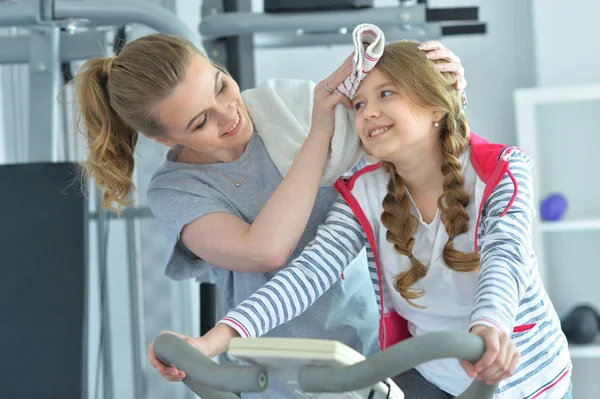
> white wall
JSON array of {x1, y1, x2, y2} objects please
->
[{"x1": 533, "y1": 0, "x2": 600, "y2": 87}]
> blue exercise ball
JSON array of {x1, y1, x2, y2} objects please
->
[{"x1": 540, "y1": 194, "x2": 568, "y2": 221}]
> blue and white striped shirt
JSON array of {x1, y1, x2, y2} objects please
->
[{"x1": 220, "y1": 149, "x2": 571, "y2": 398}]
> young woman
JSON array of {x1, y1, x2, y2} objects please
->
[
  {"x1": 170, "y1": 41, "x2": 572, "y2": 399},
  {"x1": 72, "y1": 33, "x2": 466, "y2": 398}
]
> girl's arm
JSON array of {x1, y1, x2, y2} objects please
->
[
  {"x1": 469, "y1": 150, "x2": 537, "y2": 333},
  {"x1": 459, "y1": 150, "x2": 534, "y2": 385},
  {"x1": 211, "y1": 198, "x2": 365, "y2": 350}
]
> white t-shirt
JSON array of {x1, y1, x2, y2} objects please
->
[{"x1": 379, "y1": 151, "x2": 484, "y2": 396}]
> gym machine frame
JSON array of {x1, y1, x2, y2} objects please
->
[
  {"x1": 153, "y1": 331, "x2": 499, "y2": 398},
  {"x1": 0, "y1": 1, "x2": 200, "y2": 398}
]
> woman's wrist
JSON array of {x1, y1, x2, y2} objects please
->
[
  {"x1": 304, "y1": 128, "x2": 334, "y2": 158},
  {"x1": 308, "y1": 124, "x2": 335, "y2": 142}
]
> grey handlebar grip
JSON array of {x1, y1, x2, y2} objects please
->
[
  {"x1": 153, "y1": 333, "x2": 268, "y2": 396},
  {"x1": 299, "y1": 331, "x2": 498, "y2": 399}
]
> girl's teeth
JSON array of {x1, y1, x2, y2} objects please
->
[{"x1": 371, "y1": 127, "x2": 389, "y2": 137}]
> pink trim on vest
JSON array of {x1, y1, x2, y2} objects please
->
[
  {"x1": 346, "y1": 163, "x2": 381, "y2": 191},
  {"x1": 513, "y1": 323, "x2": 536, "y2": 333},
  {"x1": 335, "y1": 176, "x2": 410, "y2": 349},
  {"x1": 334, "y1": 133, "x2": 521, "y2": 347},
  {"x1": 530, "y1": 365, "x2": 572, "y2": 399},
  {"x1": 335, "y1": 177, "x2": 386, "y2": 349}
]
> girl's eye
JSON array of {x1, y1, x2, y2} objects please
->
[
  {"x1": 354, "y1": 102, "x2": 364, "y2": 111},
  {"x1": 381, "y1": 90, "x2": 392, "y2": 98}
]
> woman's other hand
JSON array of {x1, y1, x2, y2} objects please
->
[{"x1": 418, "y1": 40, "x2": 467, "y2": 91}]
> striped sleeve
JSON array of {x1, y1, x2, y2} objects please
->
[
  {"x1": 219, "y1": 197, "x2": 365, "y2": 338},
  {"x1": 470, "y1": 150, "x2": 536, "y2": 333}
]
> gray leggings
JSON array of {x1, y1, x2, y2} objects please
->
[
  {"x1": 392, "y1": 369, "x2": 453, "y2": 399},
  {"x1": 393, "y1": 369, "x2": 574, "y2": 399}
]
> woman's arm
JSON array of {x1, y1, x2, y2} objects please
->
[
  {"x1": 180, "y1": 60, "x2": 354, "y2": 272},
  {"x1": 213, "y1": 198, "x2": 365, "y2": 346}
]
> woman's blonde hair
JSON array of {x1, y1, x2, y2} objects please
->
[
  {"x1": 376, "y1": 41, "x2": 479, "y2": 307},
  {"x1": 73, "y1": 34, "x2": 201, "y2": 212}
]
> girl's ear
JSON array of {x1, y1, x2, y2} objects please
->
[{"x1": 432, "y1": 110, "x2": 445, "y2": 125}]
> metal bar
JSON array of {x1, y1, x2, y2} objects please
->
[
  {"x1": 125, "y1": 163, "x2": 147, "y2": 399},
  {"x1": 53, "y1": 0, "x2": 202, "y2": 49},
  {"x1": 200, "y1": 283, "x2": 217, "y2": 336},
  {"x1": 81, "y1": 180, "x2": 90, "y2": 399},
  {"x1": 201, "y1": 0, "x2": 228, "y2": 76},
  {"x1": 153, "y1": 333, "x2": 268, "y2": 395},
  {"x1": 96, "y1": 192, "x2": 114, "y2": 399},
  {"x1": 426, "y1": 7, "x2": 478, "y2": 22},
  {"x1": 27, "y1": 26, "x2": 60, "y2": 163},
  {"x1": 253, "y1": 25, "x2": 440, "y2": 48},
  {"x1": 0, "y1": 35, "x2": 27, "y2": 164},
  {"x1": 125, "y1": 207, "x2": 146, "y2": 399},
  {"x1": 0, "y1": 35, "x2": 29, "y2": 64},
  {"x1": 200, "y1": 4, "x2": 427, "y2": 38},
  {"x1": 223, "y1": 0, "x2": 255, "y2": 90},
  {"x1": 299, "y1": 332, "x2": 497, "y2": 398},
  {"x1": 0, "y1": 0, "x2": 40, "y2": 27},
  {"x1": 152, "y1": 332, "x2": 496, "y2": 398},
  {"x1": 253, "y1": 21, "x2": 486, "y2": 49},
  {"x1": 0, "y1": 31, "x2": 107, "y2": 65},
  {"x1": 442, "y1": 23, "x2": 486, "y2": 36}
]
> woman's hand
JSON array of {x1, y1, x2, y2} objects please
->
[
  {"x1": 147, "y1": 324, "x2": 240, "y2": 382},
  {"x1": 418, "y1": 41, "x2": 467, "y2": 91},
  {"x1": 310, "y1": 54, "x2": 354, "y2": 137},
  {"x1": 460, "y1": 325, "x2": 521, "y2": 385}
]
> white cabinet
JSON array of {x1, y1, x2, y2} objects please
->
[{"x1": 514, "y1": 83, "x2": 600, "y2": 364}]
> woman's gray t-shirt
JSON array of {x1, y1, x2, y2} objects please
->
[{"x1": 148, "y1": 134, "x2": 379, "y2": 398}]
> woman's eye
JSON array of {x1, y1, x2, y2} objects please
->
[
  {"x1": 381, "y1": 90, "x2": 392, "y2": 98},
  {"x1": 219, "y1": 80, "x2": 228, "y2": 94},
  {"x1": 194, "y1": 114, "x2": 208, "y2": 131}
]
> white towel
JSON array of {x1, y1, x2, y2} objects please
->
[
  {"x1": 242, "y1": 24, "x2": 385, "y2": 186},
  {"x1": 338, "y1": 23, "x2": 385, "y2": 100}
]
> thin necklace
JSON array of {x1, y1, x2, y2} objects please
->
[{"x1": 204, "y1": 142, "x2": 252, "y2": 187}]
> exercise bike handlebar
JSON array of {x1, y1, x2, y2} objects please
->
[
  {"x1": 153, "y1": 331, "x2": 499, "y2": 399},
  {"x1": 299, "y1": 331, "x2": 498, "y2": 398},
  {"x1": 153, "y1": 333, "x2": 267, "y2": 399}
]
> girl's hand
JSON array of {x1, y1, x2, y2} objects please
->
[
  {"x1": 459, "y1": 325, "x2": 521, "y2": 385},
  {"x1": 147, "y1": 324, "x2": 240, "y2": 382},
  {"x1": 147, "y1": 331, "x2": 208, "y2": 382}
]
